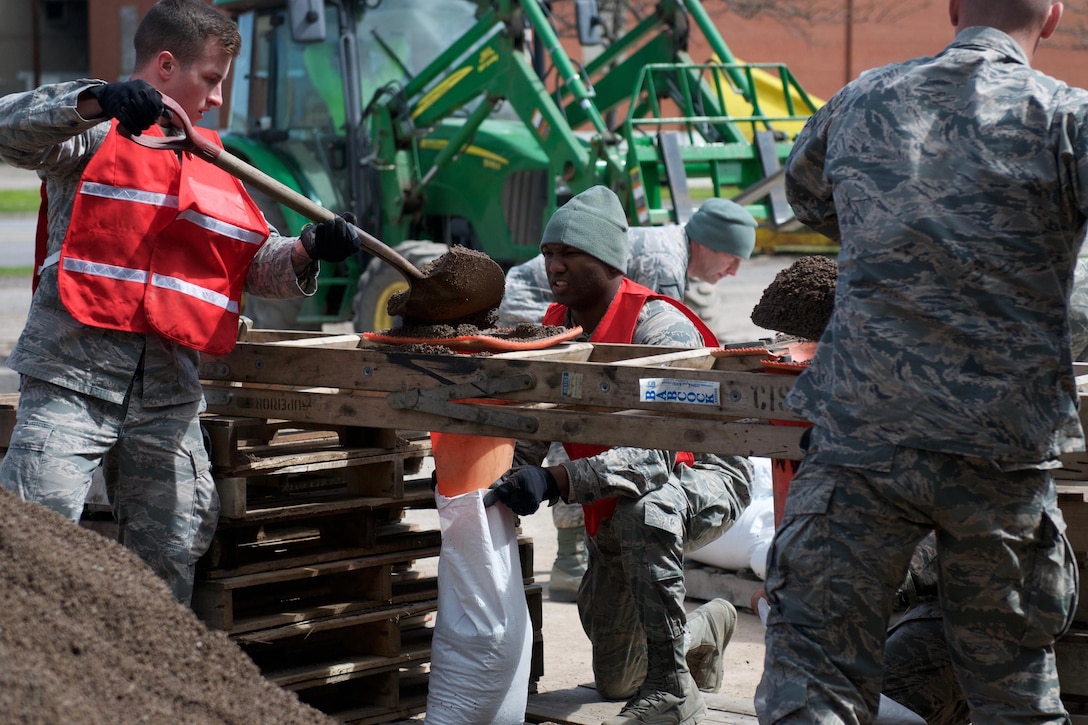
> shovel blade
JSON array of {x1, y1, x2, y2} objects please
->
[{"x1": 387, "y1": 246, "x2": 506, "y2": 323}]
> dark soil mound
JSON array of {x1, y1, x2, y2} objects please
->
[
  {"x1": 750, "y1": 255, "x2": 837, "y2": 341},
  {"x1": 0, "y1": 488, "x2": 332, "y2": 725}
]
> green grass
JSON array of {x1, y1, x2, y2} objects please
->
[
  {"x1": 0, "y1": 266, "x2": 33, "y2": 276},
  {"x1": 0, "y1": 189, "x2": 39, "y2": 213}
]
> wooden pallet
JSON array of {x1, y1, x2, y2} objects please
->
[
  {"x1": 1060, "y1": 625, "x2": 1088, "y2": 699},
  {"x1": 201, "y1": 416, "x2": 431, "y2": 520},
  {"x1": 0, "y1": 392, "x2": 17, "y2": 454},
  {"x1": 199, "y1": 482, "x2": 440, "y2": 576},
  {"x1": 525, "y1": 688, "x2": 758, "y2": 725},
  {"x1": 192, "y1": 543, "x2": 442, "y2": 634}
]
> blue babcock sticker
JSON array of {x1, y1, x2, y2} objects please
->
[{"x1": 639, "y1": 378, "x2": 720, "y2": 406}]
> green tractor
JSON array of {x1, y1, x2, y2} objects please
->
[{"x1": 213, "y1": 0, "x2": 824, "y2": 332}]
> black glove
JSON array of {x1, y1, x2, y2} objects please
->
[
  {"x1": 483, "y1": 465, "x2": 559, "y2": 516},
  {"x1": 300, "y1": 212, "x2": 360, "y2": 262},
  {"x1": 88, "y1": 80, "x2": 163, "y2": 136}
]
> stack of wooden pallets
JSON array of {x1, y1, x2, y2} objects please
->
[{"x1": 190, "y1": 415, "x2": 542, "y2": 723}]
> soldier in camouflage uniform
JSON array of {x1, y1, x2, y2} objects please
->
[
  {"x1": 485, "y1": 186, "x2": 752, "y2": 725},
  {"x1": 0, "y1": 0, "x2": 358, "y2": 605},
  {"x1": 498, "y1": 198, "x2": 758, "y2": 604},
  {"x1": 758, "y1": 2, "x2": 1083, "y2": 723}
]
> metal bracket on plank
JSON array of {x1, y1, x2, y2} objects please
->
[{"x1": 386, "y1": 374, "x2": 539, "y2": 433}]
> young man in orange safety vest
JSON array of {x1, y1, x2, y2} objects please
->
[
  {"x1": 0, "y1": 0, "x2": 359, "y2": 605},
  {"x1": 485, "y1": 185, "x2": 754, "y2": 725}
]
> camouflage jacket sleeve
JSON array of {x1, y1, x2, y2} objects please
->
[
  {"x1": 784, "y1": 92, "x2": 844, "y2": 243},
  {"x1": 244, "y1": 233, "x2": 318, "y2": 298},
  {"x1": 0, "y1": 80, "x2": 106, "y2": 174}
]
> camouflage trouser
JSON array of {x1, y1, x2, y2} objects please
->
[
  {"x1": 0, "y1": 375, "x2": 219, "y2": 604},
  {"x1": 882, "y1": 603, "x2": 970, "y2": 725},
  {"x1": 578, "y1": 458, "x2": 744, "y2": 700},
  {"x1": 758, "y1": 444, "x2": 1077, "y2": 725}
]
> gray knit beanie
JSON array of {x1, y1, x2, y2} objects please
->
[
  {"x1": 540, "y1": 185, "x2": 629, "y2": 271},
  {"x1": 685, "y1": 198, "x2": 758, "y2": 259}
]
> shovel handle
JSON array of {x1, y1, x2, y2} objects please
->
[{"x1": 210, "y1": 150, "x2": 424, "y2": 279}]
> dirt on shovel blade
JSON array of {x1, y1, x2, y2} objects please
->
[{"x1": 387, "y1": 246, "x2": 506, "y2": 324}]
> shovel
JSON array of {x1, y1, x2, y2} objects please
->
[{"x1": 123, "y1": 94, "x2": 506, "y2": 324}]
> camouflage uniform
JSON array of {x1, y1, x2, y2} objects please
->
[
  {"x1": 759, "y1": 27, "x2": 1085, "y2": 725},
  {"x1": 516, "y1": 300, "x2": 752, "y2": 699},
  {"x1": 0, "y1": 81, "x2": 318, "y2": 604}
]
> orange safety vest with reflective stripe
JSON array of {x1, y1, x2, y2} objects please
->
[
  {"x1": 56, "y1": 121, "x2": 268, "y2": 355},
  {"x1": 543, "y1": 277, "x2": 718, "y2": 536}
]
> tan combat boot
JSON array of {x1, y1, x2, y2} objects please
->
[
  {"x1": 685, "y1": 598, "x2": 737, "y2": 692},
  {"x1": 601, "y1": 637, "x2": 706, "y2": 725}
]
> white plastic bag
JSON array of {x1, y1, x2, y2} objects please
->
[
  {"x1": 686, "y1": 458, "x2": 776, "y2": 578},
  {"x1": 425, "y1": 489, "x2": 532, "y2": 725}
]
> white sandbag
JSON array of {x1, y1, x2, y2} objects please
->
[
  {"x1": 686, "y1": 496, "x2": 775, "y2": 575},
  {"x1": 425, "y1": 489, "x2": 532, "y2": 725},
  {"x1": 686, "y1": 458, "x2": 775, "y2": 577}
]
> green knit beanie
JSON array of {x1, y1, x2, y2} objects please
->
[
  {"x1": 685, "y1": 198, "x2": 758, "y2": 259},
  {"x1": 540, "y1": 185, "x2": 629, "y2": 271}
]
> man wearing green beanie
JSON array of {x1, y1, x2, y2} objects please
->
[
  {"x1": 497, "y1": 194, "x2": 760, "y2": 620},
  {"x1": 486, "y1": 186, "x2": 753, "y2": 725}
]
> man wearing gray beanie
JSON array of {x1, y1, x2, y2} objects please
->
[
  {"x1": 486, "y1": 186, "x2": 753, "y2": 725},
  {"x1": 497, "y1": 194, "x2": 759, "y2": 617}
]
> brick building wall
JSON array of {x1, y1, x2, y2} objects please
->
[
  {"x1": 701, "y1": 4, "x2": 1088, "y2": 102},
  {"x1": 7, "y1": 2, "x2": 1088, "y2": 117}
]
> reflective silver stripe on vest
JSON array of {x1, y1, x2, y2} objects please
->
[
  {"x1": 63, "y1": 256, "x2": 149, "y2": 284},
  {"x1": 151, "y1": 273, "x2": 239, "y2": 313},
  {"x1": 80, "y1": 181, "x2": 179, "y2": 208},
  {"x1": 177, "y1": 209, "x2": 266, "y2": 245},
  {"x1": 39, "y1": 250, "x2": 61, "y2": 273}
]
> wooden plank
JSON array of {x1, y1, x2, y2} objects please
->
[
  {"x1": 233, "y1": 600, "x2": 439, "y2": 645},
  {"x1": 199, "y1": 342, "x2": 804, "y2": 420},
  {"x1": 525, "y1": 686, "x2": 758, "y2": 724},
  {"x1": 266, "y1": 638, "x2": 433, "y2": 689},
  {"x1": 192, "y1": 546, "x2": 441, "y2": 634},
  {"x1": 200, "y1": 519, "x2": 442, "y2": 578},
  {"x1": 202, "y1": 385, "x2": 807, "y2": 458}
]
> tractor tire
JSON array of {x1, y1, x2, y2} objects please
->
[
  {"x1": 240, "y1": 183, "x2": 322, "y2": 331},
  {"x1": 353, "y1": 240, "x2": 449, "y2": 332}
]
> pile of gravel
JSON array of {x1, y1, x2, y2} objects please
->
[{"x1": 0, "y1": 488, "x2": 333, "y2": 725}]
